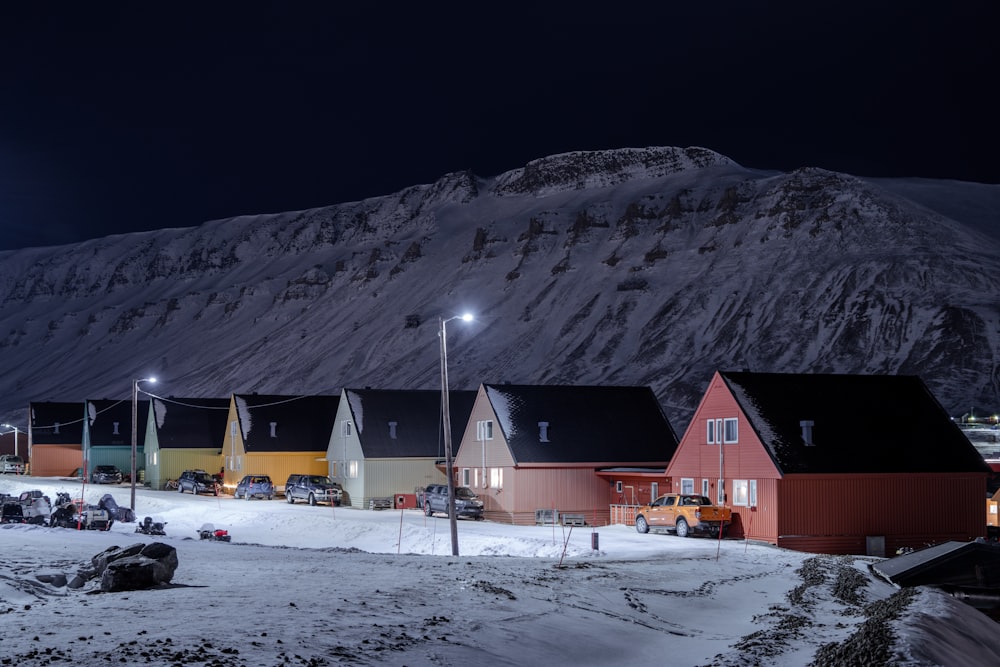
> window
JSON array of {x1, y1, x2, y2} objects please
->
[
  {"x1": 717, "y1": 479, "x2": 725, "y2": 504},
  {"x1": 702, "y1": 479, "x2": 710, "y2": 497},
  {"x1": 733, "y1": 480, "x2": 749, "y2": 506},
  {"x1": 477, "y1": 420, "x2": 493, "y2": 440},
  {"x1": 650, "y1": 482, "x2": 659, "y2": 502},
  {"x1": 348, "y1": 460, "x2": 359, "y2": 478},
  {"x1": 473, "y1": 468, "x2": 480, "y2": 488},
  {"x1": 615, "y1": 481, "x2": 623, "y2": 494},
  {"x1": 490, "y1": 467, "x2": 503, "y2": 489},
  {"x1": 462, "y1": 468, "x2": 470, "y2": 486},
  {"x1": 723, "y1": 418, "x2": 739, "y2": 443},
  {"x1": 706, "y1": 419, "x2": 716, "y2": 444},
  {"x1": 749, "y1": 480, "x2": 758, "y2": 507},
  {"x1": 680, "y1": 478, "x2": 694, "y2": 494},
  {"x1": 341, "y1": 421, "x2": 352, "y2": 437}
]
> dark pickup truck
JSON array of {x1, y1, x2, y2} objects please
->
[{"x1": 419, "y1": 484, "x2": 484, "y2": 520}]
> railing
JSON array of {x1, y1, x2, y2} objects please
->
[{"x1": 610, "y1": 504, "x2": 640, "y2": 525}]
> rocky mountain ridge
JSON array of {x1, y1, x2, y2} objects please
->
[{"x1": 1, "y1": 146, "x2": 998, "y2": 430}]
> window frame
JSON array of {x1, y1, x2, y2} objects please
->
[{"x1": 723, "y1": 418, "x2": 739, "y2": 443}]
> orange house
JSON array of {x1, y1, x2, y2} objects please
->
[{"x1": 667, "y1": 371, "x2": 990, "y2": 556}]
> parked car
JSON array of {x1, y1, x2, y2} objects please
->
[
  {"x1": 177, "y1": 469, "x2": 219, "y2": 496},
  {"x1": 420, "y1": 484, "x2": 484, "y2": 520},
  {"x1": 285, "y1": 474, "x2": 343, "y2": 506},
  {"x1": 1, "y1": 501, "x2": 26, "y2": 523},
  {"x1": 235, "y1": 474, "x2": 274, "y2": 501},
  {"x1": 0, "y1": 454, "x2": 25, "y2": 474},
  {"x1": 91, "y1": 464, "x2": 123, "y2": 484}
]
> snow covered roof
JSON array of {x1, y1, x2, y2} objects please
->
[
  {"x1": 149, "y1": 397, "x2": 229, "y2": 449},
  {"x1": 342, "y1": 388, "x2": 475, "y2": 458},
  {"x1": 483, "y1": 384, "x2": 678, "y2": 465},
  {"x1": 232, "y1": 394, "x2": 339, "y2": 453},
  {"x1": 85, "y1": 398, "x2": 150, "y2": 447},
  {"x1": 720, "y1": 371, "x2": 991, "y2": 474}
]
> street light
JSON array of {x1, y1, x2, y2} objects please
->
[
  {"x1": 439, "y1": 312, "x2": 473, "y2": 556},
  {"x1": 1, "y1": 423, "x2": 19, "y2": 458},
  {"x1": 131, "y1": 377, "x2": 156, "y2": 510}
]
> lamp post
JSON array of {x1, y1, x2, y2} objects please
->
[
  {"x1": 439, "y1": 313, "x2": 473, "y2": 556},
  {"x1": 131, "y1": 377, "x2": 156, "y2": 510},
  {"x1": 1, "y1": 423, "x2": 19, "y2": 458}
]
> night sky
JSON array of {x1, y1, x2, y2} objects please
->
[{"x1": 2, "y1": 3, "x2": 996, "y2": 251}]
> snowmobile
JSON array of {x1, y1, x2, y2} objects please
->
[
  {"x1": 135, "y1": 516, "x2": 167, "y2": 536},
  {"x1": 48, "y1": 492, "x2": 113, "y2": 530},
  {"x1": 18, "y1": 490, "x2": 52, "y2": 525},
  {"x1": 197, "y1": 523, "x2": 231, "y2": 542},
  {"x1": 99, "y1": 493, "x2": 136, "y2": 523}
]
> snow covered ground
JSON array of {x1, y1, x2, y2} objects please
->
[{"x1": 2, "y1": 476, "x2": 1000, "y2": 666}]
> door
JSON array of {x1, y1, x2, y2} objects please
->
[{"x1": 644, "y1": 495, "x2": 678, "y2": 528}]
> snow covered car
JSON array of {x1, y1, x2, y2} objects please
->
[
  {"x1": 178, "y1": 469, "x2": 219, "y2": 496},
  {"x1": 235, "y1": 475, "x2": 274, "y2": 501},
  {"x1": 91, "y1": 464, "x2": 123, "y2": 484}
]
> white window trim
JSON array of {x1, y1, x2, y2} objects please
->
[
  {"x1": 650, "y1": 482, "x2": 659, "y2": 502},
  {"x1": 680, "y1": 477, "x2": 694, "y2": 494},
  {"x1": 477, "y1": 420, "x2": 494, "y2": 441},
  {"x1": 706, "y1": 419, "x2": 716, "y2": 444},
  {"x1": 717, "y1": 478, "x2": 724, "y2": 505},
  {"x1": 749, "y1": 480, "x2": 758, "y2": 508},
  {"x1": 733, "y1": 479, "x2": 749, "y2": 506},
  {"x1": 723, "y1": 418, "x2": 739, "y2": 444},
  {"x1": 701, "y1": 479, "x2": 710, "y2": 497},
  {"x1": 462, "y1": 468, "x2": 470, "y2": 486}
]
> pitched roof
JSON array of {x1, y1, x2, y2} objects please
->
[
  {"x1": 342, "y1": 388, "x2": 476, "y2": 458},
  {"x1": 234, "y1": 394, "x2": 339, "y2": 453},
  {"x1": 719, "y1": 371, "x2": 990, "y2": 475},
  {"x1": 482, "y1": 384, "x2": 678, "y2": 465},
  {"x1": 29, "y1": 402, "x2": 85, "y2": 444},
  {"x1": 149, "y1": 397, "x2": 230, "y2": 449},
  {"x1": 86, "y1": 399, "x2": 151, "y2": 447}
]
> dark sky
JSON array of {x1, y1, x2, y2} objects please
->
[{"x1": 1, "y1": 2, "x2": 997, "y2": 251}]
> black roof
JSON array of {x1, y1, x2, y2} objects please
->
[
  {"x1": 720, "y1": 371, "x2": 991, "y2": 475},
  {"x1": 29, "y1": 402, "x2": 85, "y2": 444},
  {"x1": 86, "y1": 399, "x2": 150, "y2": 447},
  {"x1": 149, "y1": 397, "x2": 230, "y2": 449},
  {"x1": 482, "y1": 384, "x2": 678, "y2": 465},
  {"x1": 234, "y1": 394, "x2": 339, "y2": 453},
  {"x1": 342, "y1": 388, "x2": 476, "y2": 458}
]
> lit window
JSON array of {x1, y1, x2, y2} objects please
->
[
  {"x1": 749, "y1": 480, "x2": 757, "y2": 507},
  {"x1": 348, "y1": 460, "x2": 359, "y2": 478},
  {"x1": 723, "y1": 418, "x2": 738, "y2": 443},
  {"x1": 490, "y1": 467, "x2": 503, "y2": 489},
  {"x1": 733, "y1": 480, "x2": 749, "y2": 506}
]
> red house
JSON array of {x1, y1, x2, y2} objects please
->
[{"x1": 667, "y1": 371, "x2": 990, "y2": 555}]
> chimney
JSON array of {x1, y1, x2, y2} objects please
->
[
  {"x1": 388, "y1": 421, "x2": 398, "y2": 439},
  {"x1": 800, "y1": 420, "x2": 814, "y2": 446},
  {"x1": 269, "y1": 421, "x2": 277, "y2": 438},
  {"x1": 538, "y1": 421, "x2": 550, "y2": 442}
]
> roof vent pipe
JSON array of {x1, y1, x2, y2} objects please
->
[
  {"x1": 269, "y1": 421, "x2": 278, "y2": 438},
  {"x1": 800, "y1": 420, "x2": 815, "y2": 446},
  {"x1": 538, "y1": 421, "x2": 550, "y2": 443}
]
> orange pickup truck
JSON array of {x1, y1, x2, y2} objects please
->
[{"x1": 635, "y1": 493, "x2": 731, "y2": 538}]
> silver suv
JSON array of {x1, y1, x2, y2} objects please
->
[
  {"x1": 285, "y1": 474, "x2": 343, "y2": 506},
  {"x1": 420, "y1": 484, "x2": 484, "y2": 520},
  {"x1": 0, "y1": 455, "x2": 25, "y2": 474}
]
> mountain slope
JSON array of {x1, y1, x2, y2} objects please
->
[{"x1": 1, "y1": 146, "x2": 998, "y2": 429}]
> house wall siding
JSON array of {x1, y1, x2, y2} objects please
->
[
  {"x1": 243, "y1": 452, "x2": 327, "y2": 494},
  {"x1": 360, "y1": 458, "x2": 447, "y2": 508},
  {"x1": 157, "y1": 450, "x2": 224, "y2": 491},
  {"x1": 30, "y1": 444, "x2": 82, "y2": 477},
  {"x1": 483, "y1": 467, "x2": 610, "y2": 525},
  {"x1": 455, "y1": 395, "x2": 516, "y2": 469}
]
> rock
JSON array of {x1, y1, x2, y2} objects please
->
[
  {"x1": 35, "y1": 573, "x2": 68, "y2": 587},
  {"x1": 99, "y1": 542, "x2": 178, "y2": 593}
]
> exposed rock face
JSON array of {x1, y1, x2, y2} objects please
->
[{"x1": 1, "y1": 147, "x2": 998, "y2": 427}]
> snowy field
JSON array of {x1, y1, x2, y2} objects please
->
[{"x1": 2, "y1": 476, "x2": 1000, "y2": 666}]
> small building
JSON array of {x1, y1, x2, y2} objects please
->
[
  {"x1": 454, "y1": 384, "x2": 679, "y2": 525},
  {"x1": 28, "y1": 401, "x2": 85, "y2": 477},
  {"x1": 329, "y1": 388, "x2": 476, "y2": 509},
  {"x1": 222, "y1": 394, "x2": 339, "y2": 493},
  {"x1": 83, "y1": 398, "x2": 150, "y2": 482},
  {"x1": 143, "y1": 396, "x2": 230, "y2": 490},
  {"x1": 666, "y1": 371, "x2": 991, "y2": 555}
]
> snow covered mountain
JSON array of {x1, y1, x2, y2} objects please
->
[{"x1": 1, "y1": 146, "x2": 998, "y2": 430}]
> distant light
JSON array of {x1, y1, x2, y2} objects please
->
[{"x1": 460, "y1": 313, "x2": 474, "y2": 322}]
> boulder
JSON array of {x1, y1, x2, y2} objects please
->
[{"x1": 99, "y1": 542, "x2": 178, "y2": 593}]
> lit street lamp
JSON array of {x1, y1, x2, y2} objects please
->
[
  {"x1": 2, "y1": 423, "x2": 20, "y2": 460},
  {"x1": 131, "y1": 377, "x2": 156, "y2": 510},
  {"x1": 439, "y1": 312, "x2": 473, "y2": 556}
]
